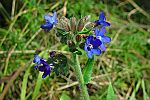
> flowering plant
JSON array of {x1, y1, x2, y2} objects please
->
[{"x1": 33, "y1": 11, "x2": 111, "y2": 100}]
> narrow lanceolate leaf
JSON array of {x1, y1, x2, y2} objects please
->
[
  {"x1": 106, "y1": 83, "x2": 115, "y2": 100},
  {"x1": 83, "y1": 57, "x2": 94, "y2": 84},
  {"x1": 78, "y1": 29, "x2": 91, "y2": 34}
]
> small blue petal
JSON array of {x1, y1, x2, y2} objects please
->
[
  {"x1": 87, "y1": 51, "x2": 93, "y2": 59},
  {"x1": 40, "y1": 59, "x2": 49, "y2": 66},
  {"x1": 40, "y1": 23, "x2": 53, "y2": 30},
  {"x1": 44, "y1": 15, "x2": 52, "y2": 23},
  {"x1": 45, "y1": 65, "x2": 52, "y2": 70},
  {"x1": 99, "y1": 11, "x2": 106, "y2": 21},
  {"x1": 52, "y1": 12, "x2": 58, "y2": 24},
  {"x1": 91, "y1": 39, "x2": 101, "y2": 48},
  {"x1": 44, "y1": 12, "x2": 57, "y2": 24},
  {"x1": 42, "y1": 73, "x2": 47, "y2": 78},
  {"x1": 100, "y1": 43, "x2": 106, "y2": 51},
  {"x1": 84, "y1": 45, "x2": 91, "y2": 59},
  {"x1": 94, "y1": 28, "x2": 99, "y2": 35},
  {"x1": 99, "y1": 27, "x2": 106, "y2": 35},
  {"x1": 101, "y1": 36, "x2": 111, "y2": 43},
  {"x1": 84, "y1": 43, "x2": 88, "y2": 51},
  {"x1": 33, "y1": 54, "x2": 41, "y2": 65},
  {"x1": 86, "y1": 35, "x2": 94, "y2": 44},
  {"x1": 53, "y1": 12, "x2": 57, "y2": 18},
  {"x1": 100, "y1": 21, "x2": 110, "y2": 26},
  {"x1": 42, "y1": 69, "x2": 51, "y2": 78},
  {"x1": 95, "y1": 11, "x2": 110, "y2": 27},
  {"x1": 38, "y1": 66, "x2": 45, "y2": 72},
  {"x1": 95, "y1": 27, "x2": 106, "y2": 37},
  {"x1": 91, "y1": 48, "x2": 101, "y2": 55}
]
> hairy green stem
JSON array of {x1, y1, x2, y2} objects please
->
[{"x1": 73, "y1": 54, "x2": 90, "y2": 100}]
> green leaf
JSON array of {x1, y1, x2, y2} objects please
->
[
  {"x1": 57, "y1": 28, "x2": 69, "y2": 36},
  {"x1": 142, "y1": 79, "x2": 148, "y2": 100},
  {"x1": 56, "y1": 28, "x2": 69, "y2": 44},
  {"x1": 106, "y1": 83, "x2": 115, "y2": 100},
  {"x1": 32, "y1": 72, "x2": 43, "y2": 100},
  {"x1": 60, "y1": 93, "x2": 71, "y2": 100},
  {"x1": 83, "y1": 57, "x2": 94, "y2": 84},
  {"x1": 78, "y1": 29, "x2": 91, "y2": 34},
  {"x1": 20, "y1": 64, "x2": 32, "y2": 100},
  {"x1": 130, "y1": 80, "x2": 141, "y2": 100}
]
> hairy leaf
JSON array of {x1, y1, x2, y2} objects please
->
[
  {"x1": 106, "y1": 83, "x2": 115, "y2": 100},
  {"x1": 83, "y1": 57, "x2": 94, "y2": 84}
]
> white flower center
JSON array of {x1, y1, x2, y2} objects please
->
[
  {"x1": 97, "y1": 36, "x2": 102, "y2": 40},
  {"x1": 88, "y1": 44, "x2": 93, "y2": 49}
]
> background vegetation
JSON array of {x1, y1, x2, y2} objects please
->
[{"x1": 0, "y1": 0, "x2": 150, "y2": 99}]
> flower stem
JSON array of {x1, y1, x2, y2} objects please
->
[{"x1": 73, "y1": 54, "x2": 90, "y2": 100}]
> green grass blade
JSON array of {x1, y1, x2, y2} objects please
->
[
  {"x1": 106, "y1": 83, "x2": 115, "y2": 100},
  {"x1": 0, "y1": 3, "x2": 11, "y2": 23},
  {"x1": 83, "y1": 57, "x2": 94, "y2": 84},
  {"x1": 32, "y1": 72, "x2": 43, "y2": 100},
  {"x1": 142, "y1": 79, "x2": 147, "y2": 100},
  {"x1": 20, "y1": 64, "x2": 32, "y2": 100},
  {"x1": 60, "y1": 93, "x2": 71, "y2": 100},
  {"x1": 130, "y1": 80, "x2": 141, "y2": 100}
]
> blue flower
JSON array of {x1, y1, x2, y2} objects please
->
[
  {"x1": 38, "y1": 59, "x2": 53, "y2": 78},
  {"x1": 95, "y1": 11, "x2": 110, "y2": 27},
  {"x1": 33, "y1": 54, "x2": 41, "y2": 69},
  {"x1": 41, "y1": 11, "x2": 58, "y2": 31},
  {"x1": 94, "y1": 27, "x2": 111, "y2": 51},
  {"x1": 84, "y1": 36, "x2": 102, "y2": 58},
  {"x1": 33, "y1": 54, "x2": 53, "y2": 78}
]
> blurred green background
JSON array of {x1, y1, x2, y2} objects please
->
[{"x1": 0, "y1": 0, "x2": 150, "y2": 100}]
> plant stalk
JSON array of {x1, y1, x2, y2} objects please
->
[{"x1": 73, "y1": 54, "x2": 90, "y2": 100}]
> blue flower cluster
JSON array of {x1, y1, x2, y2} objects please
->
[
  {"x1": 34, "y1": 11, "x2": 111, "y2": 78},
  {"x1": 34, "y1": 12, "x2": 58, "y2": 78},
  {"x1": 41, "y1": 12, "x2": 58, "y2": 31},
  {"x1": 84, "y1": 11, "x2": 111, "y2": 58},
  {"x1": 33, "y1": 54, "x2": 53, "y2": 78}
]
